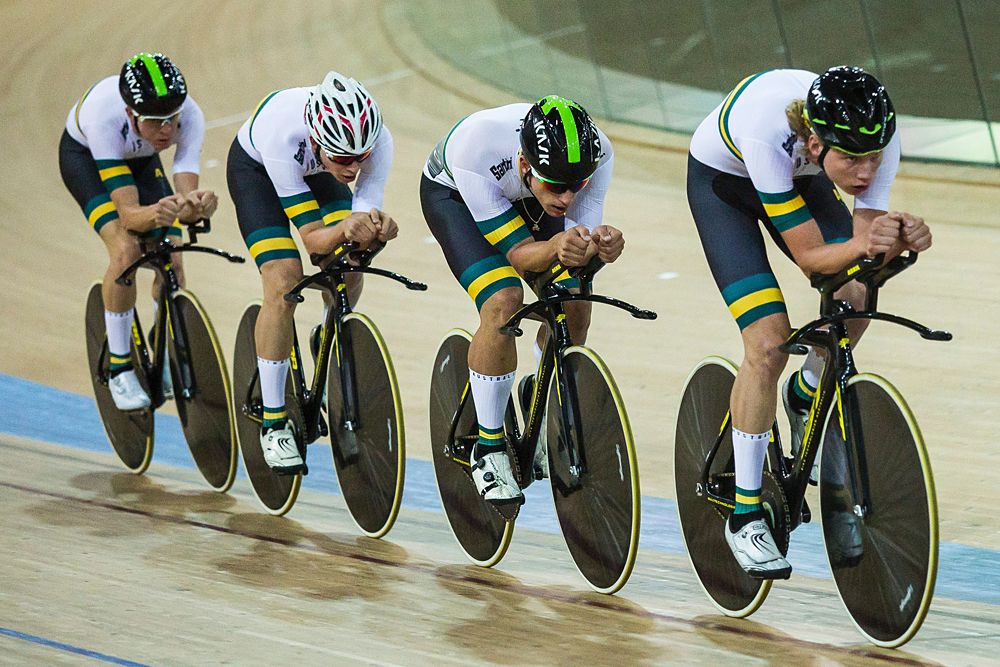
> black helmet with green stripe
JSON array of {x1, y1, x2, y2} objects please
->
[
  {"x1": 804, "y1": 66, "x2": 895, "y2": 156},
  {"x1": 119, "y1": 52, "x2": 187, "y2": 117},
  {"x1": 520, "y1": 95, "x2": 602, "y2": 184}
]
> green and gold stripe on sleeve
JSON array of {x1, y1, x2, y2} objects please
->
[
  {"x1": 248, "y1": 90, "x2": 281, "y2": 150},
  {"x1": 245, "y1": 226, "x2": 299, "y2": 268},
  {"x1": 758, "y1": 189, "x2": 812, "y2": 232},
  {"x1": 320, "y1": 198, "x2": 353, "y2": 227},
  {"x1": 83, "y1": 193, "x2": 118, "y2": 233},
  {"x1": 280, "y1": 192, "x2": 321, "y2": 228},
  {"x1": 722, "y1": 272, "x2": 786, "y2": 330},
  {"x1": 476, "y1": 207, "x2": 531, "y2": 255},
  {"x1": 95, "y1": 159, "x2": 135, "y2": 192},
  {"x1": 718, "y1": 71, "x2": 767, "y2": 162},
  {"x1": 459, "y1": 254, "x2": 521, "y2": 311}
]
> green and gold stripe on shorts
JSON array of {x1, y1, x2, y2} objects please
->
[
  {"x1": 718, "y1": 71, "x2": 768, "y2": 162},
  {"x1": 320, "y1": 198, "x2": 352, "y2": 227},
  {"x1": 95, "y1": 159, "x2": 134, "y2": 192},
  {"x1": 722, "y1": 272, "x2": 786, "y2": 330},
  {"x1": 459, "y1": 253, "x2": 521, "y2": 311},
  {"x1": 476, "y1": 207, "x2": 531, "y2": 255},
  {"x1": 84, "y1": 193, "x2": 118, "y2": 233},
  {"x1": 759, "y1": 189, "x2": 812, "y2": 232},
  {"x1": 245, "y1": 226, "x2": 299, "y2": 268},
  {"x1": 280, "y1": 192, "x2": 321, "y2": 228}
]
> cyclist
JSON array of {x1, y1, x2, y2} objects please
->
[
  {"x1": 227, "y1": 71, "x2": 397, "y2": 474},
  {"x1": 60, "y1": 52, "x2": 217, "y2": 411},
  {"x1": 421, "y1": 96, "x2": 624, "y2": 512},
  {"x1": 686, "y1": 66, "x2": 932, "y2": 578}
]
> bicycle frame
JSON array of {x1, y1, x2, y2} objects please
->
[
  {"x1": 696, "y1": 252, "x2": 951, "y2": 528},
  {"x1": 272, "y1": 242, "x2": 426, "y2": 449},
  {"x1": 444, "y1": 256, "x2": 656, "y2": 492},
  {"x1": 112, "y1": 220, "x2": 244, "y2": 408}
]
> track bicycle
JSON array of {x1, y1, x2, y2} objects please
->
[
  {"x1": 233, "y1": 241, "x2": 425, "y2": 537},
  {"x1": 85, "y1": 218, "x2": 244, "y2": 490},
  {"x1": 674, "y1": 251, "x2": 951, "y2": 647},
  {"x1": 430, "y1": 257, "x2": 656, "y2": 593}
]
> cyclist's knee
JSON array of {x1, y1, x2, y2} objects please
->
[
  {"x1": 106, "y1": 236, "x2": 141, "y2": 271},
  {"x1": 836, "y1": 280, "x2": 866, "y2": 308},
  {"x1": 260, "y1": 260, "x2": 303, "y2": 309},
  {"x1": 741, "y1": 320, "x2": 789, "y2": 380},
  {"x1": 479, "y1": 287, "x2": 524, "y2": 328}
]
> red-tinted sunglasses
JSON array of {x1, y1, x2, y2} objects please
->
[
  {"x1": 324, "y1": 149, "x2": 372, "y2": 165},
  {"x1": 531, "y1": 167, "x2": 591, "y2": 194}
]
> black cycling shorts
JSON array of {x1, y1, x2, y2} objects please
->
[
  {"x1": 420, "y1": 174, "x2": 577, "y2": 311},
  {"x1": 226, "y1": 138, "x2": 353, "y2": 269},
  {"x1": 58, "y1": 129, "x2": 180, "y2": 239},
  {"x1": 686, "y1": 153, "x2": 852, "y2": 330}
]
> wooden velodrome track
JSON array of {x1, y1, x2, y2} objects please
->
[{"x1": 2, "y1": 1, "x2": 999, "y2": 664}]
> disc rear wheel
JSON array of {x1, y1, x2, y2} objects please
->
[
  {"x1": 429, "y1": 329, "x2": 513, "y2": 566},
  {"x1": 233, "y1": 302, "x2": 302, "y2": 515},
  {"x1": 674, "y1": 356, "x2": 774, "y2": 616},
  {"x1": 85, "y1": 281, "x2": 154, "y2": 473}
]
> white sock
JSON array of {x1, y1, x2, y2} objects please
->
[
  {"x1": 105, "y1": 309, "x2": 134, "y2": 357},
  {"x1": 733, "y1": 427, "x2": 770, "y2": 492},
  {"x1": 469, "y1": 369, "x2": 516, "y2": 431},
  {"x1": 258, "y1": 357, "x2": 290, "y2": 411},
  {"x1": 533, "y1": 339, "x2": 543, "y2": 365},
  {"x1": 801, "y1": 348, "x2": 824, "y2": 389}
]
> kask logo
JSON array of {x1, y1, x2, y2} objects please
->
[
  {"x1": 533, "y1": 119, "x2": 550, "y2": 165},
  {"x1": 124, "y1": 69, "x2": 143, "y2": 105}
]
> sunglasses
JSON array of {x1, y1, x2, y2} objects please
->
[
  {"x1": 132, "y1": 109, "x2": 182, "y2": 127},
  {"x1": 530, "y1": 167, "x2": 591, "y2": 194},
  {"x1": 324, "y1": 149, "x2": 373, "y2": 165}
]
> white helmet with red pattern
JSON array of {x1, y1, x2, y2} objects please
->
[{"x1": 304, "y1": 70, "x2": 383, "y2": 156}]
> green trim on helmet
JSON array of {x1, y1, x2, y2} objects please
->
[
  {"x1": 539, "y1": 95, "x2": 581, "y2": 163},
  {"x1": 130, "y1": 53, "x2": 168, "y2": 97}
]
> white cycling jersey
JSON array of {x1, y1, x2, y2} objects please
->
[
  {"x1": 690, "y1": 69, "x2": 900, "y2": 215},
  {"x1": 65, "y1": 75, "x2": 204, "y2": 176},
  {"x1": 237, "y1": 87, "x2": 392, "y2": 218},
  {"x1": 423, "y1": 103, "x2": 614, "y2": 231}
]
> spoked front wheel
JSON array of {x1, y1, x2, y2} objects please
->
[
  {"x1": 84, "y1": 281, "x2": 154, "y2": 473},
  {"x1": 546, "y1": 346, "x2": 640, "y2": 594},
  {"x1": 327, "y1": 313, "x2": 405, "y2": 538},
  {"x1": 233, "y1": 302, "x2": 302, "y2": 515},
  {"x1": 170, "y1": 289, "x2": 237, "y2": 492},
  {"x1": 819, "y1": 373, "x2": 937, "y2": 647},
  {"x1": 429, "y1": 329, "x2": 513, "y2": 566},
  {"x1": 674, "y1": 356, "x2": 786, "y2": 617}
]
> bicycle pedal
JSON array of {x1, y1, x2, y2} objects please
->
[
  {"x1": 318, "y1": 414, "x2": 329, "y2": 437},
  {"x1": 490, "y1": 496, "x2": 524, "y2": 522},
  {"x1": 801, "y1": 497, "x2": 812, "y2": 523}
]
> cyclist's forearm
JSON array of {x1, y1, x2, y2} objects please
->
[
  {"x1": 302, "y1": 223, "x2": 349, "y2": 257},
  {"x1": 116, "y1": 202, "x2": 164, "y2": 233},
  {"x1": 793, "y1": 237, "x2": 865, "y2": 275},
  {"x1": 507, "y1": 236, "x2": 559, "y2": 274}
]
